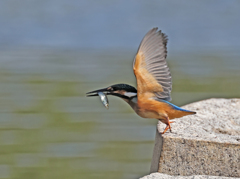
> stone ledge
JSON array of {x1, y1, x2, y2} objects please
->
[
  {"x1": 140, "y1": 173, "x2": 240, "y2": 179},
  {"x1": 150, "y1": 98, "x2": 240, "y2": 177}
]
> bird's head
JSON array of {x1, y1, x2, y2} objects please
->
[{"x1": 86, "y1": 83, "x2": 137, "y2": 100}]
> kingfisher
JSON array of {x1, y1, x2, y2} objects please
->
[{"x1": 86, "y1": 28, "x2": 196, "y2": 134}]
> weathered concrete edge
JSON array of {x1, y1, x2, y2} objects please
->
[
  {"x1": 150, "y1": 128, "x2": 163, "y2": 173},
  {"x1": 140, "y1": 173, "x2": 240, "y2": 179},
  {"x1": 162, "y1": 135, "x2": 240, "y2": 147}
]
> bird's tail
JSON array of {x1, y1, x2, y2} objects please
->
[
  {"x1": 168, "y1": 109, "x2": 196, "y2": 119},
  {"x1": 163, "y1": 100, "x2": 196, "y2": 115}
]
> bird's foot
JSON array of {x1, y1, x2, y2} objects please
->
[{"x1": 160, "y1": 121, "x2": 174, "y2": 134}]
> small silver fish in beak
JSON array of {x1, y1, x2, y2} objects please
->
[
  {"x1": 86, "y1": 87, "x2": 111, "y2": 109},
  {"x1": 98, "y1": 92, "x2": 109, "y2": 109}
]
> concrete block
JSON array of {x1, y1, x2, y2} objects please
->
[
  {"x1": 151, "y1": 98, "x2": 240, "y2": 177},
  {"x1": 140, "y1": 173, "x2": 240, "y2": 179}
]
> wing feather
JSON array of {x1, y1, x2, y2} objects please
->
[{"x1": 133, "y1": 28, "x2": 172, "y2": 101}]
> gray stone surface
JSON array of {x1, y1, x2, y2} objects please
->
[
  {"x1": 152, "y1": 98, "x2": 240, "y2": 177},
  {"x1": 140, "y1": 173, "x2": 240, "y2": 179},
  {"x1": 150, "y1": 128, "x2": 163, "y2": 173}
]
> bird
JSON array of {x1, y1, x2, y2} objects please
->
[{"x1": 86, "y1": 28, "x2": 196, "y2": 134}]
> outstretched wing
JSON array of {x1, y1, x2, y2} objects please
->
[{"x1": 133, "y1": 28, "x2": 172, "y2": 101}]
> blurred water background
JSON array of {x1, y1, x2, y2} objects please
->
[{"x1": 0, "y1": 1, "x2": 240, "y2": 179}]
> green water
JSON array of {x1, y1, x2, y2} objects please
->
[{"x1": 0, "y1": 48, "x2": 239, "y2": 178}]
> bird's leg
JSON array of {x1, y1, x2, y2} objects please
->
[
  {"x1": 161, "y1": 125, "x2": 169, "y2": 134},
  {"x1": 161, "y1": 117, "x2": 174, "y2": 134},
  {"x1": 168, "y1": 121, "x2": 174, "y2": 132}
]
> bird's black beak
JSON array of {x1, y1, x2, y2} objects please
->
[{"x1": 86, "y1": 87, "x2": 111, "y2": 97}]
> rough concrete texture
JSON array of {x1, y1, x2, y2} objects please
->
[
  {"x1": 155, "y1": 98, "x2": 240, "y2": 177},
  {"x1": 140, "y1": 173, "x2": 240, "y2": 179}
]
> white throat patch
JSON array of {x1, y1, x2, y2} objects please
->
[{"x1": 124, "y1": 92, "x2": 137, "y2": 98}]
